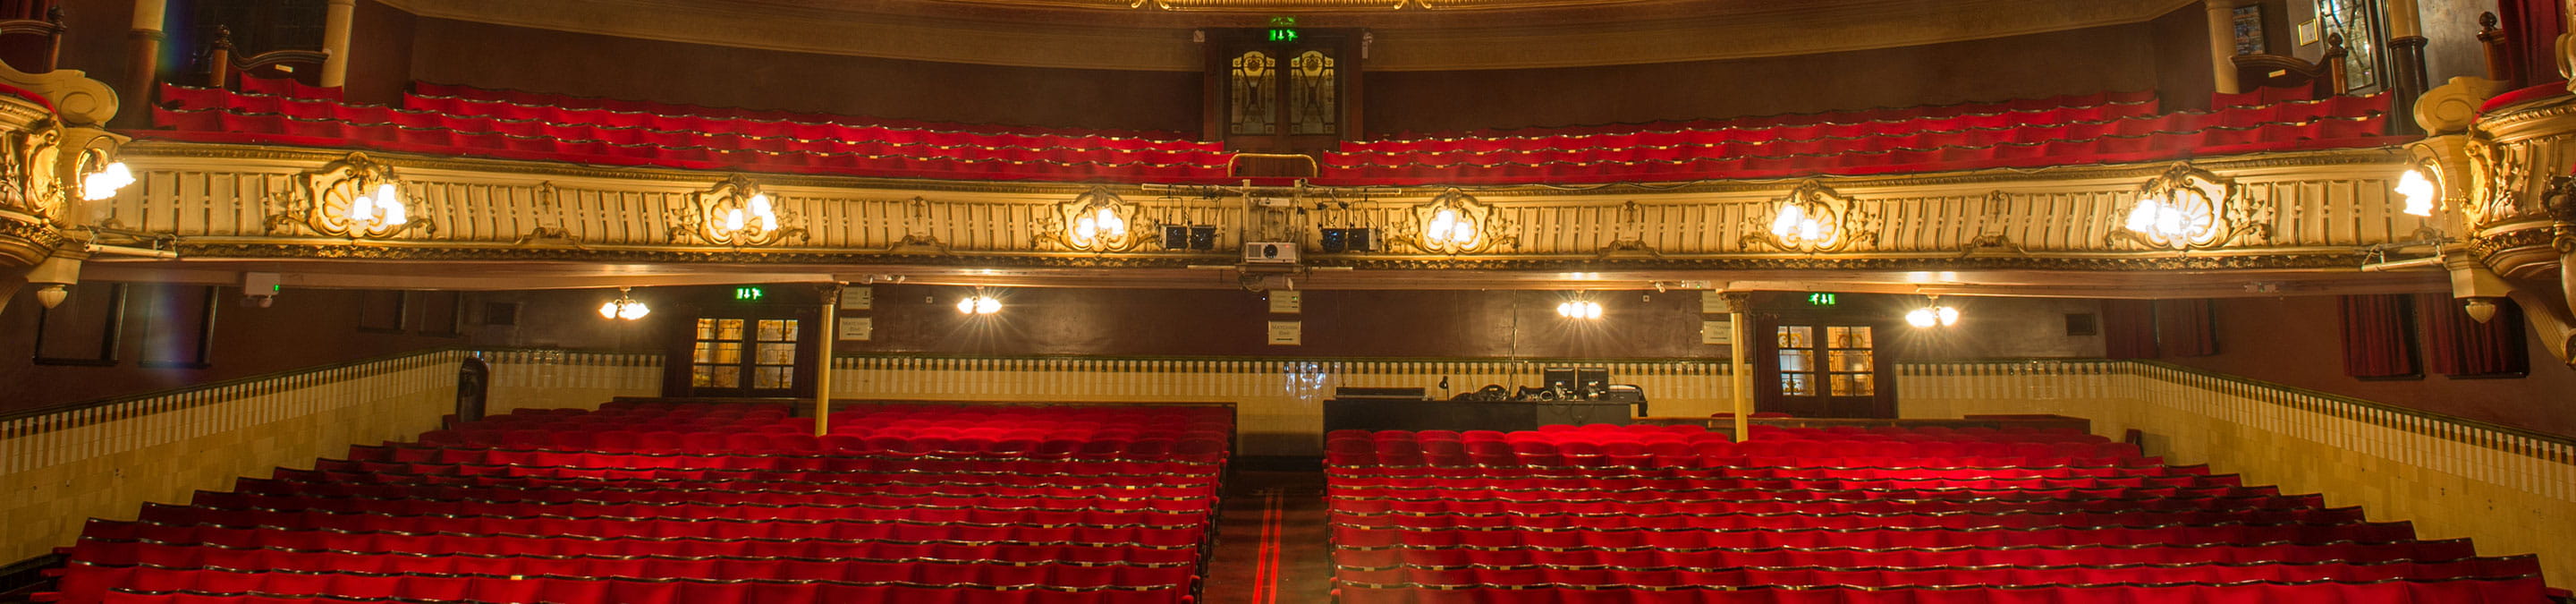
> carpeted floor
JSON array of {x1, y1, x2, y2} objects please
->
[{"x1": 1200, "y1": 471, "x2": 1336, "y2": 604}]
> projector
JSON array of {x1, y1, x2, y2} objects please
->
[{"x1": 1242, "y1": 242, "x2": 1300, "y2": 264}]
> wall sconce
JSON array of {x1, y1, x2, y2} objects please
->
[
  {"x1": 1904, "y1": 297, "x2": 1960, "y2": 328},
  {"x1": 270, "y1": 153, "x2": 432, "y2": 238},
  {"x1": 1040, "y1": 188, "x2": 1152, "y2": 252},
  {"x1": 80, "y1": 156, "x2": 132, "y2": 201},
  {"x1": 956, "y1": 289, "x2": 1003, "y2": 315},
  {"x1": 598, "y1": 287, "x2": 649, "y2": 320},
  {"x1": 1555, "y1": 299, "x2": 1604, "y2": 319},
  {"x1": 2110, "y1": 163, "x2": 2269, "y2": 250},
  {"x1": 676, "y1": 175, "x2": 804, "y2": 246},
  {"x1": 1746, "y1": 180, "x2": 1876, "y2": 253},
  {"x1": 1398, "y1": 189, "x2": 1516, "y2": 254},
  {"x1": 2395, "y1": 168, "x2": 2437, "y2": 217}
]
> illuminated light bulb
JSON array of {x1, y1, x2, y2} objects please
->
[
  {"x1": 1428, "y1": 209, "x2": 1457, "y2": 243},
  {"x1": 1583, "y1": 302, "x2": 1603, "y2": 319},
  {"x1": 1936, "y1": 306, "x2": 1959, "y2": 326},
  {"x1": 1770, "y1": 205, "x2": 1804, "y2": 238},
  {"x1": 376, "y1": 183, "x2": 400, "y2": 206},
  {"x1": 1556, "y1": 302, "x2": 1574, "y2": 317},
  {"x1": 619, "y1": 301, "x2": 649, "y2": 319},
  {"x1": 974, "y1": 296, "x2": 1002, "y2": 314},
  {"x1": 1449, "y1": 221, "x2": 1477, "y2": 245},
  {"x1": 350, "y1": 194, "x2": 377, "y2": 224},
  {"x1": 957, "y1": 297, "x2": 978, "y2": 314},
  {"x1": 748, "y1": 193, "x2": 773, "y2": 217},
  {"x1": 83, "y1": 162, "x2": 133, "y2": 200},
  {"x1": 382, "y1": 200, "x2": 406, "y2": 225},
  {"x1": 599, "y1": 301, "x2": 620, "y2": 319},
  {"x1": 725, "y1": 208, "x2": 746, "y2": 233},
  {"x1": 2124, "y1": 199, "x2": 2160, "y2": 234},
  {"x1": 1096, "y1": 208, "x2": 1124, "y2": 236},
  {"x1": 2395, "y1": 169, "x2": 2436, "y2": 217},
  {"x1": 758, "y1": 212, "x2": 776, "y2": 234},
  {"x1": 1797, "y1": 217, "x2": 1822, "y2": 242},
  {"x1": 1905, "y1": 307, "x2": 1936, "y2": 328},
  {"x1": 2155, "y1": 206, "x2": 2186, "y2": 238},
  {"x1": 1074, "y1": 216, "x2": 1097, "y2": 243}
]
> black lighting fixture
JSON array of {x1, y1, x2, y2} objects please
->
[
  {"x1": 1320, "y1": 227, "x2": 1377, "y2": 253},
  {"x1": 1163, "y1": 225, "x2": 1219, "y2": 251}
]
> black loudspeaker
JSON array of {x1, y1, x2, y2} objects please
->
[
  {"x1": 1320, "y1": 228, "x2": 1351, "y2": 253},
  {"x1": 1188, "y1": 225, "x2": 1217, "y2": 251},
  {"x1": 1163, "y1": 225, "x2": 1191, "y2": 251},
  {"x1": 1347, "y1": 227, "x2": 1374, "y2": 252}
]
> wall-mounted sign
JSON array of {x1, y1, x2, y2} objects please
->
[
  {"x1": 837, "y1": 317, "x2": 873, "y2": 341},
  {"x1": 1267, "y1": 320, "x2": 1301, "y2": 345},
  {"x1": 1701, "y1": 293, "x2": 1733, "y2": 314},
  {"x1": 1269, "y1": 291, "x2": 1301, "y2": 314},
  {"x1": 734, "y1": 286, "x2": 765, "y2": 302},
  {"x1": 840, "y1": 286, "x2": 871, "y2": 311},
  {"x1": 1806, "y1": 293, "x2": 1837, "y2": 306},
  {"x1": 1701, "y1": 320, "x2": 1733, "y2": 345}
]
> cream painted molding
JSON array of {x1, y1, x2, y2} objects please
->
[{"x1": 377, "y1": 0, "x2": 2198, "y2": 72}]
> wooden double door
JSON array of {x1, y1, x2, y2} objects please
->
[
  {"x1": 663, "y1": 304, "x2": 819, "y2": 399},
  {"x1": 1751, "y1": 299, "x2": 1897, "y2": 418}
]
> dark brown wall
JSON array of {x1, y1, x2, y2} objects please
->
[
  {"x1": 836, "y1": 285, "x2": 1721, "y2": 359},
  {"x1": 2159, "y1": 295, "x2": 2576, "y2": 438},
  {"x1": 2150, "y1": 2, "x2": 2218, "y2": 112},
  {"x1": 0, "y1": 285, "x2": 470, "y2": 414},
  {"x1": 1361, "y1": 18, "x2": 2173, "y2": 136},
  {"x1": 402, "y1": 19, "x2": 1202, "y2": 134},
  {"x1": 345, "y1": 0, "x2": 416, "y2": 106}
]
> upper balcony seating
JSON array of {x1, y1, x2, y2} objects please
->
[
  {"x1": 145, "y1": 80, "x2": 1236, "y2": 184},
  {"x1": 42, "y1": 402, "x2": 1230, "y2": 604},
  {"x1": 1325, "y1": 423, "x2": 2551, "y2": 604},
  {"x1": 1317, "y1": 91, "x2": 2406, "y2": 186}
]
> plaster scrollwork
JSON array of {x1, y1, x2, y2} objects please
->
[
  {"x1": 1392, "y1": 188, "x2": 1518, "y2": 255},
  {"x1": 666, "y1": 174, "x2": 807, "y2": 247},
  {"x1": 1037, "y1": 187, "x2": 1157, "y2": 252},
  {"x1": 265, "y1": 152, "x2": 436, "y2": 239},
  {"x1": 2103, "y1": 163, "x2": 2270, "y2": 251},
  {"x1": 1743, "y1": 180, "x2": 1878, "y2": 253},
  {"x1": 0, "y1": 121, "x2": 60, "y2": 223},
  {"x1": 2463, "y1": 136, "x2": 2543, "y2": 228}
]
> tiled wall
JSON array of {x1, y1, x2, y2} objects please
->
[
  {"x1": 832, "y1": 356, "x2": 1737, "y2": 455},
  {"x1": 0, "y1": 350, "x2": 464, "y2": 563},
  {"x1": 475, "y1": 349, "x2": 664, "y2": 414},
  {"x1": 1900, "y1": 360, "x2": 2576, "y2": 588}
]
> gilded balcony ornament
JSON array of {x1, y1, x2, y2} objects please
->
[
  {"x1": 2464, "y1": 136, "x2": 2538, "y2": 228},
  {"x1": 512, "y1": 182, "x2": 580, "y2": 246},
  {"x1": 2106, "y1": 163, "x2": 2269, "y2": 251},
  {"x1": 670, "y1": 175, "x2": 805, "y2": 247},
  {"x1": 1744, "y1": 180, "x2": 1877, "y2": 253},
  {"x1": 0, "y1": 122, "x2": 57, "y2": 222},
  {"x1": 1038, "y1": 187, "x2": 1155, "y2": 252},
  {"x1": 1394, "y1": 189, "x2": 1517, "y2": 255},
  {"x1": 265, "y1": 152, "x2": 434, "y2": 239}
]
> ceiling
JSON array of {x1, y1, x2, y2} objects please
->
[{"x1": 377, "y1": 0, "x2": 2201, "y2": 71}]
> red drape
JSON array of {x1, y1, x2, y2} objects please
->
[
  {"x1": 2103, "y1": 300, "x2": 2159, "y2": 360},
  {"x1": 2339, "y1": 294, "x2": 2420, "y2": 378},
  {"x1": 2499, "y1": 0, "x2": 2565, "y2": 87},
  {"x1": 2156, "y1": 299, "x2": 2217, "y2": 357},
  {"x1": 2421, "y1": 294, "x2": 2529, "y2": 377}
]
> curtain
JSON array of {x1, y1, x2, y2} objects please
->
[
  {"x1": 2339, "y1": 293, "x2": 2419, "y2": 378},
  {"x1": 2421, "y1": 294, "x2": 2529, "y2": 377},
  {"x1": 2156, "y1": 299, "x2": 2217, "y2": 357},
  {"x1": 2499, "y1": 0, "x2": 2565, "y2": 86},
  {"x1": 2103, "y1": 300, "x2": 2159, "y2": 360}
]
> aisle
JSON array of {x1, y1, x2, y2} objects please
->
[{"x1": 1199, "y1": 471, "x2": 1336, "y2": 604}]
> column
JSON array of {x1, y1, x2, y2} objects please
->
[
  {"x1": 2385, "y1": 0, "x2": 2428, "y2": 134},
  {"x1": 318, "y1": 0, "x2": 355, "y2": 89},
  {"x1": 121, "y1": 0, "x2": 165, "y2": 126},
  {"x1": 814, "y1": 284, "x2": 840, "y2": 436},
  {"x1": 2207, "y1": 0, "x2": 2242, "y2": 95}
]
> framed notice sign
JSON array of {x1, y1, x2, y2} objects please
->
[{"x1": 1267, "y1": 320, "x2": 1301, "y2": 345}]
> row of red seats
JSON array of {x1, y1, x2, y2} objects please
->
[
  {"x1": 1326, "y1": 440, "x2": 2140, "y2": 468},
  {"x1": 1336, "y1": 538, "x2": 2479, "y2": 569},
  {"x1": 1412, "y1": 91, "x2": 2158, "y2": 140},
  {"x1": 1333, "y1": 492, "x2": 2326, "y2": 516},
  {"x1": 133, "y1": 503, "x2": 1208, "y2": 544},
  {"x1": 352, "y1": 444, "x2": 1225, "y2": 472},
  {"x1": 146, "y1": 104, "x2": 1233, "y2": 183},
  {"x1": 413, "y1": 430, "x2": 1226, "y2": 460},
  {"x1": 413, "y1": 81, "x2": 1189, "y2": 140},
  {"x1": 72, "y1": 545, "x2": 1193, "y2": 587},
  {"x1": 1327, "y1": 472, "x2": 2238, "y2": 490},
  {"x1": 1332, "y1": 577, "x2": 2544, "y2": 604},
  {"x1": 408, "y1": 93, "x2": 1211, "y2": 153},
  {"x1": 1329, "y1": 485, "x2": 2289, "y2": 505},
  {"x1": 1335, "y1": 558, "x2": 2539, "y2": 589},
  {"x1": 1327, "y1": 521, "x2": 2421, "y2": 549},
  {"x1": 80, "y1": 568, "x2": 1191, "y2": 604},
  {"x1": 1331, "y1": 507, "x2": 2366, "y2": 532},
  {"x1": 230, "y1": 479, "x2": 1214, "y2": 513},
  {"x1": 182, "y1": 491, "x2": 1206, "y2": 525},
  {"x1": 1312, "y1": 98, "x2": 2398, "y2": 186},
  {"x1": 76, "y1": 520, "x2": 1201, "y2": 563},
  {"x1": 276, "y1": 466, "x2": 1219, "y2": 498},
  {"x1": 1335, "y1": 463, "x2": 2196, "y2": 481},
  {"x1": 1342, "y1": 96, "x2": 2355, "y2": 157}
]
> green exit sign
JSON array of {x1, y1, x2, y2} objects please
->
[
  {"x1": 1807, "y1": 293, "x2": 1837, "y2": 306},
  {"x1": 1268, "y1": 29, "x2": 1299, "y2": 42},
  {"x1": 734, "y1": 286, "x2": 764, "y2": 302}
]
